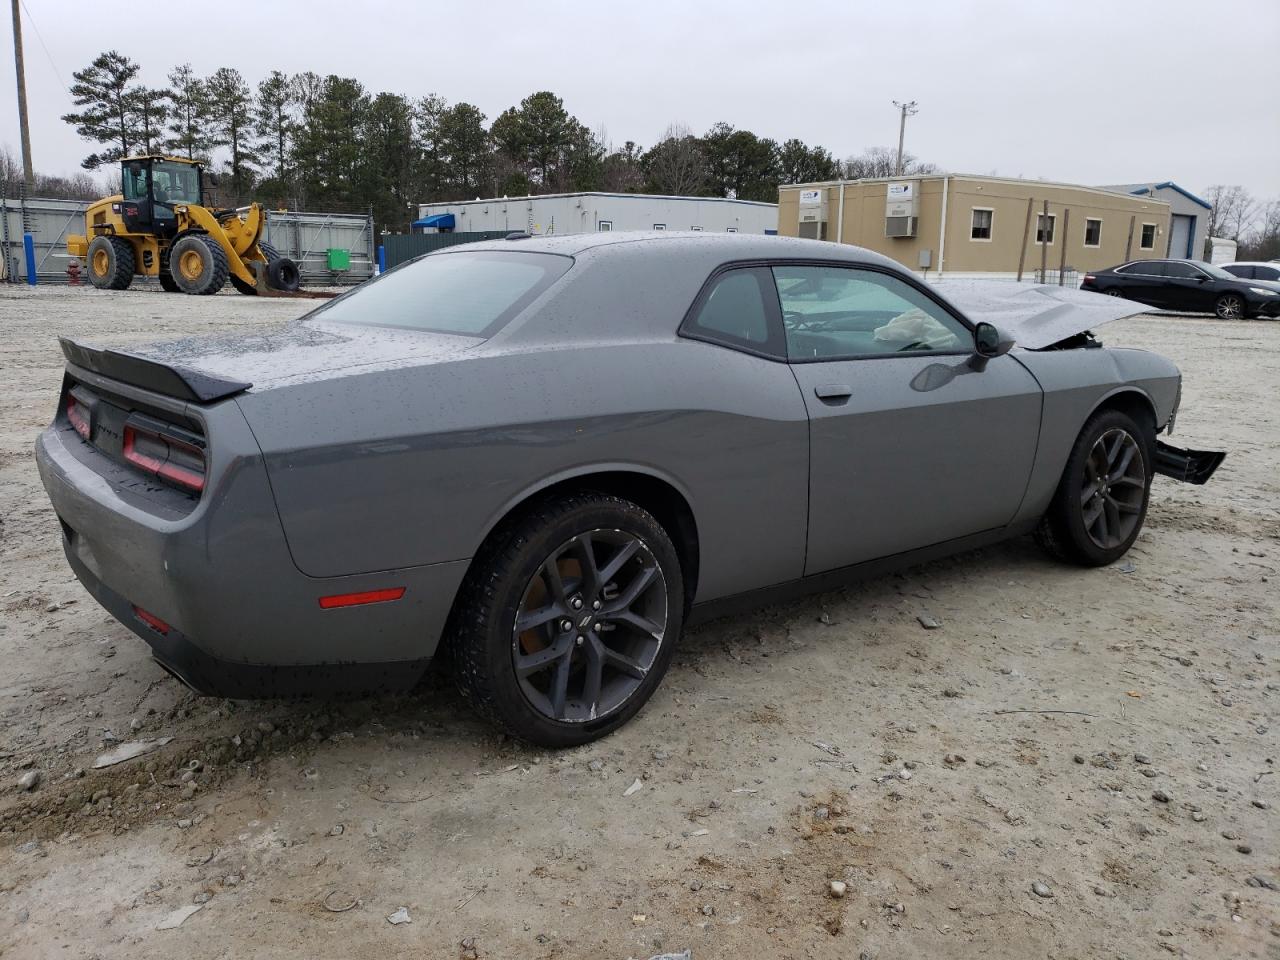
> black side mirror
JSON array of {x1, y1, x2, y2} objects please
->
[{"x1": 970, "y1": 321, "x2": 1015, "y2": 370}]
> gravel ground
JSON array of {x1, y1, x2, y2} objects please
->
[{"x1": 0, "y1": 284, "x2": 1276, "y2": 960}]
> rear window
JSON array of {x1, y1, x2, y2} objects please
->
[{"x1": 316, "y1": 250, "x2": 571, "y2": 337}]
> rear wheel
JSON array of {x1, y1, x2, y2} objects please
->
[
  {"x1": 86, "y1": 236, "x2": 135, "y2": 290},
  {"x1": 168, "y1": 234, "x2": 228, "y2": 295},
  {"x1": 1215, "y1": 293, "x2": 1246, "y2": 320},
  {"x1": 450, "y1": 493, "x2": 684, "y2": 747},
  {"x1": 1035, "y1": 408, "x2": 1153, "y2": 566},
  {"x1": 1104, "y1": 288, "x2": 1125, "y2": 297}
]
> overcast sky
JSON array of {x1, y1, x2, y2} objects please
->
[{"x1": 5, "y1": 0, "x2": 1278, "y2": 199}]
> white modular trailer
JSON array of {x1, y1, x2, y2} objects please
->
[{"x1": 414, "y1": 192, "x2": 778, "y2": 236}]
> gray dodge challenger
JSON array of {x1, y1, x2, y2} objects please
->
[{"x1": 36, "y1": 232, "x2": 1224, "y2": 746}]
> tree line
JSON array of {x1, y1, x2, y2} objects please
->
[{"x1": 52, "y1": 50, "x2": 936, "y2": 231}]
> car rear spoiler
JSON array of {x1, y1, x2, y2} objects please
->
[
  {"x1": 59, "y1": 337, "x2": 252, "y2": 404},
  {"x1": 1154, "y1": 441, "x2": 1226, "y2": 485}
]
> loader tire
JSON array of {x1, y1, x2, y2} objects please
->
[
  {"x1": 230, "y1": 241, "x2": 282, "y2": 295},
  {"x1": 169, "y1": 234, "x2": 228, "y2": 295},
  {"x1": 158, "y1": 252, "x2": 181, "y2": 292},
  {"x1": 87, "y1": 236, "x2": 135, "y2": 290},
  {"x1": 267, "y1": 256, "x2": 301, "y2": 292}
]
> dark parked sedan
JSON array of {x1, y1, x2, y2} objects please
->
[
  {"x1": 1081, "y1": 258, "x2": 1280, "y2": 319},
  {"x1": 36, "y1": 233, "x2": 1224, "y2": 746}
]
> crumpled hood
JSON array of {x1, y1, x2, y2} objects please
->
[
  {"x1": 932, "y1": 280, "x2": 1146, "y2": 350},
  {"x1": 128, "y1": 319, "x2": 480, "y2": 391}
]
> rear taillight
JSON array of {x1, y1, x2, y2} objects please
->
[
  {"x1": 122, "y1": 418, "x2": 206, "y2": 493},
  {"x1": 1083, "y1": 274, "x2": 1096, "y2": 284},
  {"x1": 66, "y1": 395, "x2": 90, "y2": 440}
]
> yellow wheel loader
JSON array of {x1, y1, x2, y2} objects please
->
[{"x1": 67, "y1": 155, "x2": 304, "y2": 296}]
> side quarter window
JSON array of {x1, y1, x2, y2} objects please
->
[
  {"x1": 773, "y1": 264, "x2": 970, "y2": 361},
  {"x1": 680, "y1": 267, "x2": 785, "y2": 358}
]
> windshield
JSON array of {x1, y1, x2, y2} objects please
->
[
  {"x1": 151, "y1": 161, "x2": 201, "y2": 204},
  {"x1": 314, "y1": 250, "x2": 572, "y2": 337}
]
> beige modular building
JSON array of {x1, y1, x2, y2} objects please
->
[{"x1": 778, "y1": 175, "x2": 1172, "y2": 280}]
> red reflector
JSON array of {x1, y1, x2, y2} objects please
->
[
  {"x1": 132, "y1": 605, "x2": 171, "y2": 635},
  {"x1": 318, "y1": 587, "x2": 406, "y2": 609},
  {"x1": 66, "y1": 395, "x2": 90, "y2": 440}
]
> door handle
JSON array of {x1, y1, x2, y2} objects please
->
[{"x1": 814, "y1": 383, "x2": 853, "y2": 401}]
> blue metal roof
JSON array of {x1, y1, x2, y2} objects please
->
[
  {"x1": 412, "y1": 213, "x2": 456, "y2": 228},
  {"x1": 1128, "y1": 182, "x2": 1211, "y2": 210}
]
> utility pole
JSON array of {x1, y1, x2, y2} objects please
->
[
  {"x1": 892, "y1": 100, "x2": 918, "y2": 178},
  {"x1": 10, "y1": 0, "x2": 34, "y2": 190}
]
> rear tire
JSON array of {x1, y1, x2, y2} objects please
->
[
  {"x1": 1104, "y1": 289, "x2": 1125, "y2": 297},
  {"x1": 1215, "y1": 293, "x2": 1246, "y2": 320},
  {"x1": 168, "y1": 234, "x2": 228, "y2": 295},
  {"x1": 449, "y1": 493, "x2": 684, "y2": 747},
  {"x1": 1035, "y1": 408, "x2": 1153, "y2": 566},
  {"x1": 86, "y1": 236, "x2": 135, "y2": 290}
]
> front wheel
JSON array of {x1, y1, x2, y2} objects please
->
[
  {"x1": 1215, "y1": 293, "x2": 1246, "y2": 320},
  {"x1": 1035, "y1": 408, "x2": 1153, "y2": 566},
  {"x1": 450, "y1": 493, "x2": 684, "y2": 747},
  {"x1": 168, "y1": 234, "x2": 228, "y2": 295}
]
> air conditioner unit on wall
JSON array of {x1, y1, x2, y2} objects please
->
[{"x1": 885, "y1": 216, "x2": 917, "y2": 238}]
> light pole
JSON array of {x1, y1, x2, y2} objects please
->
[{"x1": 892, "y1": 100, "x2": 918, "y2": 178}]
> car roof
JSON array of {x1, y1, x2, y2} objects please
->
[
  {"x1": 1221, "y1": 261, "x2": 1278, "y2": 268},
  {"x1": 434, "y1": 230, "x2": 905, "y2": 269}
]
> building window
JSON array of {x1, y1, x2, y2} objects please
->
[
  {"x1": 1084, "y1": 218, "x2": 1102, "y2": 247},
  {"x1": 598, "y1": 220, "x2": 612, "y2": 232},
  {"x1": 725, "y1": 226, "x2": 738, "y2": 233},
  {"x1": 1035, "y1": 214, "x2": 1056, "y2": 245},
  {"x1": 970, "y1": 208, "x2": 993, "y2": 241},
  {"x1": 652, "y1": 223, "x2": 666, "y2": 231},
  {"x1": 690, "y1": 225, "x2": 703, "y2": 231},
  {"x1": 1140, "y1": 223, "x2": 1156, "y2": 249}
]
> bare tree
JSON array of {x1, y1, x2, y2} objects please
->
[
  {"x1": 642, "y1": 124, "x2": 709, "y2": 196},
  {"x1": 842, "y1": 146, "x2": 937, "y2": 179},
  {"x1": 1203, "y1": 184, "x2": 1258, "y2": 240}
]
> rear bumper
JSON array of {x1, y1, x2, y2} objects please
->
[
  {"x1": 36, "y1": 417, "x2": 470, "y2": 697},
  {"x1": 64, "y1": 543, "x2": 429, "y2": 697}
]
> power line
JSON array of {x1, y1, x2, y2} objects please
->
[{"x1": 18, "y1": 0, "x2": 69, "y2": 94}]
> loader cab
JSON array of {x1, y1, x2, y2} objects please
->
[{"x1": 120, "y1": 157, "x2": 203, "y2": 237}]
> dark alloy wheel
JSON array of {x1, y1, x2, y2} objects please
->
[
  {"x1": 1215, "y1": 293, "x2": 1246, "y2": 320},
  {"x1": 1079, "y1": 428, "x2": 1146, "y2": 550},
  {"x1": 1104, "y1": 289, "x2": 1125, "y2": 297},
  {"x1": 451, "y1": 493, "x2": 684, "y2": 747},
  {"x1": 1035, "y1": 408, "x2": 1153, "y2": 566},
  {"x1": 512, "y1": 529, "x2": 668, "y2": 724}
]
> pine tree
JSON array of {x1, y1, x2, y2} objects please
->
[
  {"x1": 205, "y1": 67, "x2": 258, "y2": 195},
  {"x1": 254, "y1": 71, "x2": 294, "y2": 186},
  {"x1": 165, "y1": 64, "x2": 214, "y2": 161},
  {"x1": 61, "y1": 51, "x2": 141, "y2": 168}
]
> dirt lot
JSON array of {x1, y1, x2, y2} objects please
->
[{"x1": 0, "y1": 284, "x2": 1276, "y2": 960}]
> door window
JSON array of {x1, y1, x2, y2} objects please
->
[
  {"x1": 773, "y1": 265, "x2": 969, "y2": 360},
  {"x1": 1124, "y1": 260, "x2": 1166, "y2": 277},
  {"x1": 680, "y1": 268, "x2": 784, "y2": 357},
  {"x1": 1257, "y1": 266, "x2": 1279, "y2": 281},
  {"x1": 1164, "y1": 261, "x2": 1202, "y2": 279}
]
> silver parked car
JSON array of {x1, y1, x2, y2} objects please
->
[{"x1": 36, "y1": 233, "x2": 1223, "y2": 745}]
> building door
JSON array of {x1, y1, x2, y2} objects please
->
[{"x1": 1168, "y1": 215, "x2": 1193, "y2": 258}]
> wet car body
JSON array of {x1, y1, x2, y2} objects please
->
[{"x1": 35, "y1": 233, "x2": 1224, "y2": 739}]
